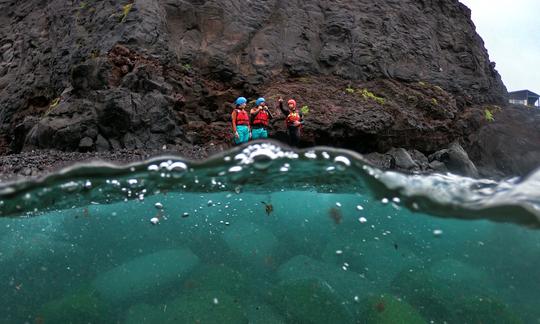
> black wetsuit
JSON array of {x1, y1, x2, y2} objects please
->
[{"x1": 278, "y1": 101, "x2": 304, "y2": 146}]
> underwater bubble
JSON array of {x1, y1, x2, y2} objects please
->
[
  {"x1": 359, "y1": 217, "x2": 367, "y2": 223},
  {"x1": 392, "y1": 197, "x2": 401, "y2": 204},
  {"x1": 322, "y1": 151, "x2": 330, "y2": 159},
  {"x1": 336, "y1": 202, "x2": 342, "y2": 207},
  {"x1": 168, "y1": 162, "x2": 187, "y2": 173},
  {"x1": 61, "y1": 181, "x2": 80, "y2": 193},
  {"x1": 155, "y1": 202, "x2": 163, "y2": 210},
  {"x1": 150, "y1": 217, "x2": 159, "y2": 225},
  {"x1": 334, "y1": 156, "x2": 351, "y2": 167},
  {"x1": 356, "y1": 205, "x2": 364, "y2": 211},
  {"x1": 207, "y1": 200, "x2": 213, "y2": 206},
  {"x1": 228, "y1": 166, "x2": 243, "y2": 173},
  {"x1": 381, "y1": 198, "x2": 389, "y2": 204},
  {"x1": 213, "y1": 297, "x2": 219, "y2": 305},
  {"x1": 354, "y1": 296, "x2": 360, "y2": 302},
  {"x1": 182, "y1": 212, "x2": 189, "y2": 218},
  {"x1": 147, "y1": 164, "x2": 159, "y2": 172},
  {"x1": 83, "y1": 180, "x2": 92, "y2": 189},
  {"x1": 433, "y1": 229, "x2": 443, "y2": 237},
  {"x1": 336, "y1": 250, "x2": 343, "y2": 255},
  {"x1": 304, "y1": 151, "x2": 317, "y2": 159}
]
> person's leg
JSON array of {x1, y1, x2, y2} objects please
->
[
  {"x1": 260, "y1": 128, "x2": 268, "y2": 139},
  {"x1": 251, "y1": 128, "x2": 263, "y2": 140},
  {"x1": 288, "y1": 127, "x2": 300, "y2": 146},
  {"x1": 235, "y1": 125, "x2": 250, "y2": 144}
]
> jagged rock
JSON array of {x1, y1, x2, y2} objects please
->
[
  {"x1": 430, "y1": 141, "x2": 479, "y2": 177},
  {"x1": 387, "y1": 148, "x2": 418, "y2": 171},
  {"x1": 95, "y1": 134, "x2": 110, "y2": 152},
  {"x1": 78, "y1": 137, "x2": 93, "y2": 151},
  {"x1": 1, "y1": 0, "x2": 538, "y2": 178}
]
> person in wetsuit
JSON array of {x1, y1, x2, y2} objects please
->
[{"x1": 278, "y1": 97, "x2": 304, "y2": 146}]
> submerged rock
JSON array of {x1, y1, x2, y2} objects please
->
[
  {"x1": 124, "y1": 290, "x2": 247, "y2": 324},
  {"x1": 92, "y1": 248, "x2": 199, "y2": 303},
  {"x1": 277, "y1": 255, "x2": 376, "y2": 302},
  {"x1": 221, "y1": 221, "x2": 278, "y2": 268},
  {"x1": 360, "y1": 294, "x2": 426, "y2": 324},
  {"x1": 271, "y1": 278, "x2": 354, "y2": 324},
  {"x1": 39, "y1": 287, "x2": 112, "y2": 324}
]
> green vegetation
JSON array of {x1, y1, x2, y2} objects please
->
[
  {"x1": 298, "y1": 77, "x2": 311, "y2": 83},
  {"x1": 182, "y1": 63, "x2": 192, "y2": 71},
  {"x1": 120, "y1": 3, "x2": 133, "y2": 23},
  {"x1": 434, "y1": 85, "x2": 444, "y2": 92},
  {"x1": 345, "y1": 86, "x2": 355, "y2": 94},
  {"x1": 79, "y1": 2, "x2": 87, "y2": 9},
  {"x1": 431, "y1": 98, "x2": 438, "y2": 106},
  {"x1": 418, "y1": 81, "x2": 426, "y2": 86},
  {"x1": 45, "y1": 97, "x2": 61, "y2": 116},
  {"x1": 300, "y1": 105, "x2": 310, "y2": 115},
  {"x1": 359, "y1": 88, "x2": 386, "y2": 105},
  {"x1": 484, "y1": 108, "x2": 494, "y2": 122}
]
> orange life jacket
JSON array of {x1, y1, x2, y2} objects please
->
[
  {"x1": 286, "y1": 112, "x2": 301, "y2": 127},
  {"x1": 235, "y1": 109, "x2": 250, "y2": 125},
  {"x1": 252, "y1": 109, "x2": 269, "y2": 127}
]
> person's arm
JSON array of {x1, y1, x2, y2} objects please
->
[
  {"x1": 278, "y1": 99, "x2": 288, "y2": 117},
  {"x1": 231, "y1": 110, "x2": 239, "y2": 138},
  {"x1": 266, "y1": 106, "x2": 273, "y2": 120}
]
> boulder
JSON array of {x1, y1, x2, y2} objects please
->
[
  {"x1": 429, "y1": 141, "x2": 479, "y2": 177},
  {"x1": 124, "y1": 290, "x2": 247, "y2": 324},
  {"x1": 387, "y1": 148, "x2": 418, "y2": 171},
  {"x1": 92, "y1": 248, "x2": 199, "y2": 303},
  {"x1": 360, "y1": 294, "x2": 426, "y2": 324},
  {"x1": 277, "y1": 255, "x2": 375, "y2": 302},
  {"x1": 221, "y1": 221, "x2": 278, "y2": 268},
  {"x1": 271, "y1": 278, "x2": 354, "y2": 324}
]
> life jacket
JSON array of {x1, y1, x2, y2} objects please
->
[
  {"x1": 235, "y1": 109, "x2": 250, "y2": 125},
  {"x1": 252, "y1": 109, "x2": 269, "y2": 127},
  {"x1": 286, "y1": 112, "x2": 301, "y2": 128}
]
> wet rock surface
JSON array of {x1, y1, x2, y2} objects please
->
[{"x1": 0, "y1": 0, "x2": 538, "y2": 179}]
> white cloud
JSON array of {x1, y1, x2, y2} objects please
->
[{"x1": 459, "y1": 0, "x2": 540, "y2": 93}]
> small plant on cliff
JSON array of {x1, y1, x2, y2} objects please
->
[
  {"x1": 345, "y1": 86, "x2": 355, "y2": 94},
  {"x1": 182, "y1": 63, "x2": 192, "y2": 71},
  {"x1": 300, "y1": 105, "x2": 310, "y2": 115},
  {"x1": 434, "y1": 85, "x2": 444, "y2": 92},
  {"x1": 359, "y1": 89, "x2": 385, "y2": 105},
  {"x1": 418, "y1": 81, "x2": 426, "y2": 87},
  {"x1": 79, "y1": 2, "x2": 87, "y2": 9},
  {"x1": 44, "y1": 97, "x2": 61, "y2": 116},
  {"x1": 484, "y1": 108, "x2": 494, "y2": 122},
  {"x1": 431, "y1": 98, "x2": 439, "y2": 106},
  {"x1": 119, "y1": 3, "x2": 133, "y2": 23}
]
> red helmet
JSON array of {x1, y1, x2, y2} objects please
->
[{"x1": 287, "y1": 99, "x2": 297, "y2": 108}]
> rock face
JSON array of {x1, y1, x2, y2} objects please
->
[{"x1": 1, "y1": 0, "x2": 536, "y2": 177}]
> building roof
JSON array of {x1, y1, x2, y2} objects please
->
[{"x1": 509, "y1": 90, "x2": 539, "y2": 100}]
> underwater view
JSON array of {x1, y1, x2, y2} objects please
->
[{"x1": 1, "y1": 143, "x2": 539, "y2": 324}]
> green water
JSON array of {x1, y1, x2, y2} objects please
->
[{"x1": 1, "y1": 143, "x2": 539, "y2": 323}]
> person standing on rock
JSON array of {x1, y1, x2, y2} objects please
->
[
  {"x1": 250, "y1": 97, "x2": 273, "y2": 140},
  {"x1": 231, "y1": 97, "x2": 251, "y2": 145},
  {"x1": 278, "y1": 97, "x2": 304, "y2": 146}
]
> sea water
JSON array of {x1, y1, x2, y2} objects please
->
[{"x1": 0, "y1": 142, "x2": 539, "y2": 323}]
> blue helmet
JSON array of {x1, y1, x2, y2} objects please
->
[
  {"x1": 256, "y1": 97, "x2": 265, "y2": 106},
  {"x1": 235, "y1": 97, "x2": 247, "y2": 106}
]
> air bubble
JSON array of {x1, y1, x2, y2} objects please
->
[
  {"x1": 155, "y1": 202, "x2": 163, "y2": 210},
  {"x1": 381, "y1": 198, "x2": 389, "y2": 204},
  {"x1": 356, "y1": 205, "x2": 364, "y2": 211},
  {"x1": 334, "y1": 156, "x2": 351, "y2": 167},
  {"x1": 433, "y1": 229, "x2": 443, "y2": 237},
  {"x1": 358, "y1": 217, "x2": 367, "y2": 223}
]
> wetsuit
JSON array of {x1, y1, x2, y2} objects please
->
[{"x1": 278, "y1": 101, "x2": 304, "y2": 146}]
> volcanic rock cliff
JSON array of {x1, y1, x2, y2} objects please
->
[{"x1": 0, "y1": 0, "x2": 538, "y2": 177}]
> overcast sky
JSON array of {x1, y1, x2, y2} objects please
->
[{"x1": 459, "y1": 0, "x2": 540, "y2": 93}]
